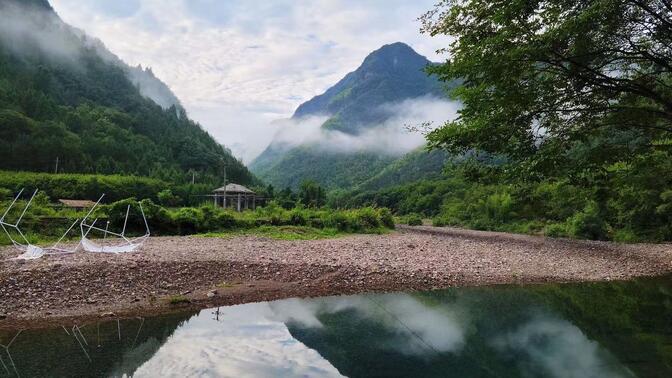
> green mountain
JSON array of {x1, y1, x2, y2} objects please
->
[
  {"x1": 293, "y1": 42, "x2": 444, "y2": 134},
  {"x1": 0, "y1": 0, "x2": 254, "y2": 186},
  {"x1": 357, "y1": 148, "x2": 448, "y2": 191},
  {"x1": 251, "y1": 42, "x2": 451, "y2": 190}
]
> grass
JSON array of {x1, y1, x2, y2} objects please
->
[
  {"x1": 167, "y1": 294, "x2": 190, "y2": 305},
  {"x1": 197, "y1": 225, "x2": 358, "y2": 240}
]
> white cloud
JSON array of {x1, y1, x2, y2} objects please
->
[
  {"x1": 49, "y1": 0, "x2": 450, "y2": 162},
  {"x1": 133, "y1": 302, "x2": 345, "y2": 377},
  {"x1": 492, "y1": 316, "x2": 633, "y2": 378},
  {"x1": 268, "y1": 97, "x2": 460, "y2": 156}
]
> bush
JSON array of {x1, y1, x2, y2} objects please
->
[
  {"x1": 432, "y1": 217, "x2": 447, "y2": 227},
  {"x1": 378, "y1": 208, "x2": 395, "y2": 229},
  {"x1": 400, "y1": 213, "x2": 423, "y2": 226},
  {"x1": 173, "y1": 207, "x2": 203, "y2": 234},
  {"x1": 567, "y1": 202, "x2": 609, "y2": 240},
  {"x1": 544, "y1": 223, "x2": 568, "y2": 238},
  {"x1": 157, "y1": 189, "x2": 181, "y2": 207},
  {"x1": 289, "y1": 209, "x2": 307, "y2": 226},
  {"x1": 355, "y1": 207, "x2": 381, "y2": 230},
  {"x1": 612, "y1": 228, "x2": 640, "y2": 243}
]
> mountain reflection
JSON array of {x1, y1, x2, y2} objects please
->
[{"x1": 2, "y1": 275, "x2": 672, "y2": 377}]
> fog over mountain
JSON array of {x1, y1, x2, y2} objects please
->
[{"x1": 251, "y1": 42, "x2": 459, "y2": 190}]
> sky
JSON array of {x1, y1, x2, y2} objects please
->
[{"x1": 49, "y1": 0, "x2": 449, "y2": 162}]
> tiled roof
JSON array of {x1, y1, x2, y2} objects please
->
[
  {"x1": 213, "y1": 183, "x2": 255, "y2": 194},
  {"x1": 58, "y1": 199, "x2": 97, "y2": 208}
]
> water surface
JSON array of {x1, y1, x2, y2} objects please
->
[{"x1": 1, "y1": 276, "x2": 671, "y2": 377}]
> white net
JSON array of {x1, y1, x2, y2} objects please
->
[
  {"x1": 81, "y1": 237, "x2": 143, "y2": 254},
  {"x1": 13, "y1": 245, "x2": 46, "y2": 260}
]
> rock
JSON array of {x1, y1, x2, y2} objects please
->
[
  {"x1": 207, "y1": 289, "x2": 218, "y2": 298},
  {"x1": 0, "y1": 313, "x2": 6, "y2": 320},
  {"x1": 100, "y1": 312, "x2": 116, "y2": 317}
]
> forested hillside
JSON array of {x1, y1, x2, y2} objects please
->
[
  {"x1": 342, "y1": 0, "x2": 672, "y2": 242},
  {"x1": 251, "y1": 43, "x2": 453, "y2": 190},
  {"x1": 0, "y1": 0, "x2": 254, "y2": 186}
]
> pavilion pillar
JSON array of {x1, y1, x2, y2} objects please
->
[{"x1": 237, "y1": 194, "x2": 241, "y2": 212}]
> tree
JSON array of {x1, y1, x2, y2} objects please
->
[
  {"x1": 298, "y1": 180, "x2": 326, "y2": 208},
  {"x1": 421, "y1": 0, "x2": 672, "y2": 180},
  {"x1": 157, "y1": 189, "x2": 181, "y2": 207}
]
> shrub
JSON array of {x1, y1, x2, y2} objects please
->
[
  {"x1": 289, "y1": 209, "x2": 307, "y2": 226},
  {"x1": 544, "y1": 223, "x2": 568, "y2": 238},
  {"x1": 214, "y1": 211, "x2": 237, "y2": 229},
  {"x1": 378, "y1": 208, "x2": 395, "y2": 229},
  {"x1": 355, "y1": 207, "x2": 381, "y2": 230},
  {"x1": 328, "y1": 212, "x2": 354, "y2": 232},
  {"x1": 567, "y1": 202, "x2": 609, "y2": 240},
  {"x1": 401, "y1": 213, "x2": 423, "y2": 226},
  {"x1": 432, "y1": 217, "x2": 447, "y2": 227},
  {"x1": 173, "y1": 207, "x2": 203, "y2": 234},
  {"x1": 157, "y1": 189, "x2": 181, "y2": 207},
  {"x1": 612, "y1": 228, "x2": 640, "y2": 243}
]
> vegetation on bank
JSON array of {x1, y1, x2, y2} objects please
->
[
  {"x1": 339, "y1": 155, "x2": 672, "y2": 242},
  {"x1": 0, "y1": 191, "x2": 394, "y2": 246},
  {"x1": 340, "y1": 0, "x2": 672, "y2": 243}
]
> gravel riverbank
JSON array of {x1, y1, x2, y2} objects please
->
[{"x1": 1, "y1": 225, "x2": 671, "y2": 329}]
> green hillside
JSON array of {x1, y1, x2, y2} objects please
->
[
  {"x1": 251, "y1": 42, "x2": 453, "y2": 190},
  {"x1": 356, "y1": 148, "x2": 448, "y2": 191},
  {"x1": 0, "y1": 0, "x2": 254, "y2": 186}
]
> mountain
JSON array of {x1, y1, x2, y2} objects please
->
[
  {"x1": 0, "y1": 0, "x2": 254, "y2": 185},
  {"x1": 293, "y1": 42, "x2": 444, "y2": 134},
  {"x1": 356, "y1": 148, "x2": 449, "y2": 192},
  {"x1": 251, "y1": 42, "x2": 451, "y2": 190}
]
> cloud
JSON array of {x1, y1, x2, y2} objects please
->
[
  {"x1": 0, "y1": 2, "x2": 83, "y2": 64},
  {"x1": 269, "y1": 292, "x2": 467, "y2": 356},
  {"x1": 268, "y1": 97, "x2": 460, "y2": 156},
  {"x1": 492, "y1": 316, "x2": 633, "y2": 378},
  {"x1": 49, "y1": 0, "x2": 451, "y2": 161},
  {"x1": 133, "y1": 302, "x2": 345, "y2": 377}
]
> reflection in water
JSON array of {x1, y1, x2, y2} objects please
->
[{"x1": 1, "y1": 275, "x2": 672, "y2": 377}]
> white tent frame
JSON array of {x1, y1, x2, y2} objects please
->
[
  {"x1": 0, "y1": 188, "x2": 81, "y2": 260},
  {"x1": 79, "y1": 194, "x2": 150, "y2": 254}
]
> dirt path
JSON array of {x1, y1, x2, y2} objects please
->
[{"x1": 1, "y1": 225, "x2": 671, "y2": 329}]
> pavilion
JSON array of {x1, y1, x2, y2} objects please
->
[{"x1": 212, "y1": 184, "x2": 257, "y2": 211}]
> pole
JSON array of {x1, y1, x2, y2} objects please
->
[{"x1": 54, "y1": 157, "x2": 59, "y2": 174}]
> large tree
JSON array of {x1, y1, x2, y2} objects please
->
[{"x1": 421, "y1": 0, "x2": 672, "y2": 180}]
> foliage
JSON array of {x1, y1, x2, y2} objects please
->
[
  {"x1": 298, "y1": 180, "x2": 326, "y2": 208},
  {"x1": 157, "y1": 189, "x2": 181, "y2": 207},
  {"x1": 421, "y1": 0, "x2": 672, "y2": 182},
  {"x1": 199, "y1": 226, "x2": 347, "y2": 241},
  {"x1": 567, "y1": 202, "x2": 609, "y2": 240},
  {"x1": 0, "y1": 3, "x2": 255, "y2": 186},
  {"x1": 398, "y1": 213, "x2": 423, "y2": 226},
  {"x1": 340, "y1": 153, "x2": 672, "y2": 241},
  {"x1": 0, "y1": 193, "x2": 395, "y2": 245}
]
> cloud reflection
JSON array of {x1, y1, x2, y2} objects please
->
[{"x1": 492, "y1": 316, "x2": 635, "y2": 378}]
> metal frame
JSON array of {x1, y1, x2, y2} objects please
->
[
  {"x1": 0, "y1": 189, "x2": 81, "y2": 260},
  {"x1": 79, "y1": 194, "x2": 150, "y2": 254}
]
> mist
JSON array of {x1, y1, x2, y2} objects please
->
[
  {"x1": 265, "y1": 96, "x2": 460, "y2": 158},
  {"x1": 0, "y1": 1, "x2": 83, "y2": 64},
  {"x1": 0, "y1": 2, "x2": 181, "y2": 111}
]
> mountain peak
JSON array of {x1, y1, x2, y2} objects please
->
[
  {"x1": 358, "y1": 42, "x2": 431, "y2": 76},
  {"x1": 291, "y1": 42, "x2": 442, "y2": 131}
]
